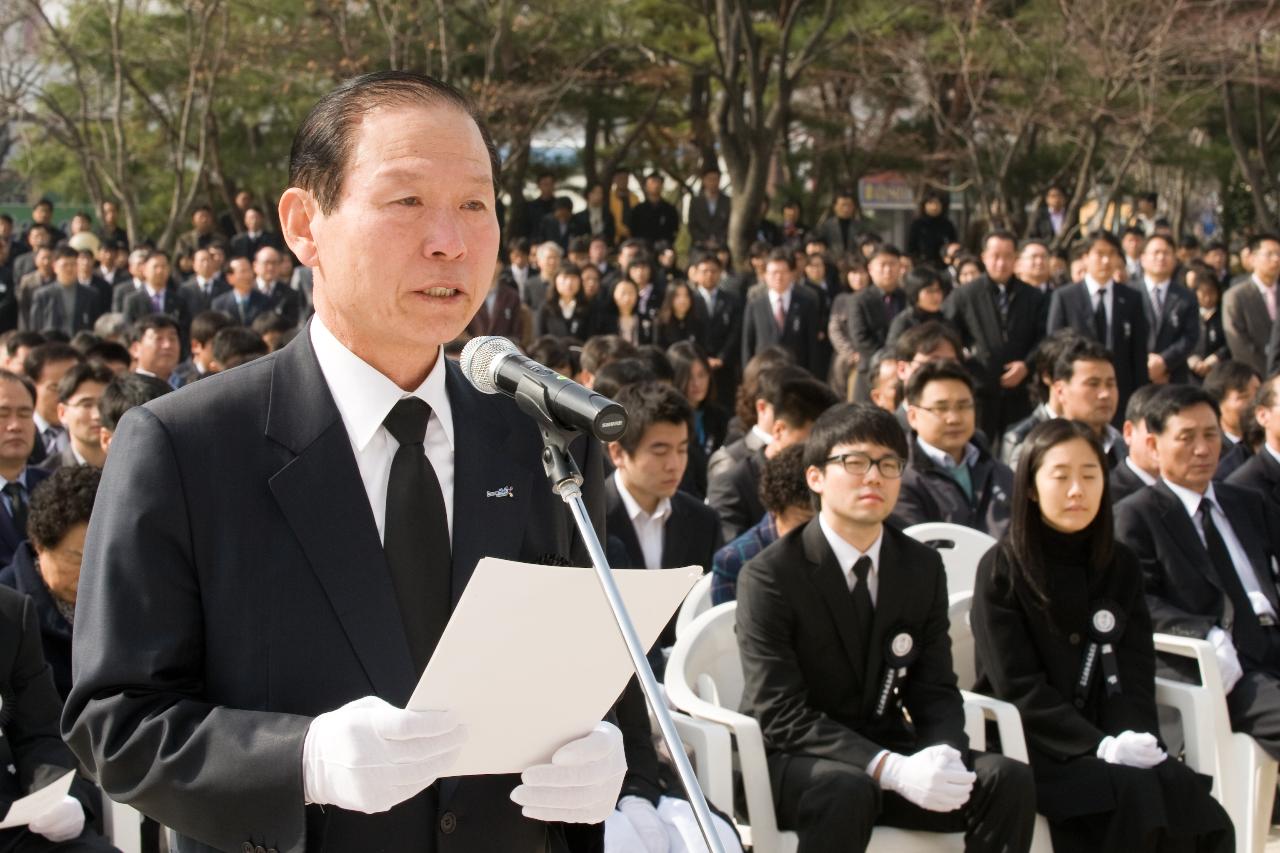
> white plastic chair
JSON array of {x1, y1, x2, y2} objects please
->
[
  {"x1": 675, "y1": 572, "x2": 715, "y2": 641},
  {"x1": 1153, "y1": 633, "x2": 1277, "y2": 853},
  {"x1": 666, "y1": 602, "x2": 1051, "y2": 853},
  {"x1": 903, "y1": 522, "x2": 996, "y2": 603},
  {"x1": 103, "y1": 800, "x2": 142, "y2": 853}
]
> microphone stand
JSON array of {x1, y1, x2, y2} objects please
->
[{"x1": 513, "y1": 379, "x2": 726, "y2": 853}]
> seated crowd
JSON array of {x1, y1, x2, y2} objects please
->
[{"x1": 1, "y1": 180, "x2": 1279, "y2": 853}]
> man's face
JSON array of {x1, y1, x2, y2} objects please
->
[
  {"x1": 1150, "y1": 403, "x2": 1220, "y2": 493},
  {"x1": 28, "y1": 228, "x2": 50, "y2": 250},
  {"x1": 1256, "y1": 381, "x2": 1280, "y2": 450},
  {"x1": 1122, "y1": 232, "x2": 1143, "y2": 260},
  {"x1": 587, "y1": 186, "x2": 605, "y2": 206},
  {"x1": 589, "y1": 240, "x2": 608, "y2": 265},
  {"x1": 58, "y1": 380, "x2": 105, "y2": 447},
  {"x1": 1124, "y1": 416, "x2": 1159, "y2": 476},
  {"x1": 1222, "y1": 376, "x2": 1261, "y2": 433},
  {"x1": 1054, "y1": 359, "x2": 1117, "y2": 432},
  {"x1": 1253, "y1": 240, "x2": 1280, "y2": 282},
  {"x1": 537, "y1": 247, "x2": 561, "y2": 279},
  {"x1": 207, "y1": 246, "x2": 225, "y2": 271},
  {"x1": 1205, "y1": 248, "x2": 1227, "y2": 271},
  {"x1": 695, "y1": 261, "x2": 721, "y2": 289},
  {"x1": 96, "y1": 246, "x2": 114, "y2": 268},
  {"x1": 804, "y1": 257, "x2": 825, "y2": 284},
  {"x1": 807, "y1": 440, "x2": 902, "y2": 528},
  {"x1": 227, "y1": 258, "x2": 254, "y2": 290},
  {"x1": 32, "y1": 204, "x2": 51, "y2": 225},
  {"x1": 193, "y1": 250, "x2": 216, "y2": 279},
  {"x1": 644, "y1": 177, "x2": 662, "y2": 200},
  {"x1": 76, "y1": 255, "x2": 94, "y2": 281},
  {"x1": 867, "y1": 255, "x2": 900, "y2": 291},
  {"x1": 897, "y1": 341, "x2": 960, "y2": 385},
  {"x1": 101, "y1": 202, "x2": 117, "y2": 224},
  {"x1": 244, "y1": 209, "x2": 264, "y2": 233},
  {"x1": 254, "y1": 248, "x2": 280, "y2": 282},
  {"x1": 34, "y1": 248, "x2": 53, "y2": 277},
  {"x1": 509, "y1": 248, "x2": 529, "y2": 268},
  {"x1": 869, "y1": 359, "x2": 901, "y2": 412},
  {"x1": 34, "y1": 520, "x2": 86, "y2": 605},
  {"x1": 907, "y1": 378, "x2": 975, "y2": 458},
  {"x1": 537, "y1": 175, "x2": 556, "y2": 199},
  {"x1": 235, "y1": 190, "x2": 253, "y2": 211},
  {"x1": 834, "y1": 196, "x2": 855, "y2": 219},
  {"x1": 36, "y1": 359, "x2": 77, "y2": 424},
  {"x1": 702, "y1": 171, "x2": 720, "y2": 194},
  {"x1": 1046, "y1": 188, "x2": 1065, "y2": 211},
  {"x1": 1019, "y1": 245, "x2": 1049, "y2": 284},
  {"x1": 981, "y1": 237, "x2": 1016, "y2": 283},
  {"x1": 131, "y1": 328, "x2": 181, "y2": 377},
  {"x1": 782, "y1": 204, "x2": 800, "y2": 225},
  {"x1": 193, "y1": 209, "x2": 213, "y2": 233},
  {"x1": 53, "y1": 255, "x2": 76, "y2": 284},
  {"x1": 1141, "y1": 238, "x2": 1176, "y2": 280},
  {"x1": 0, "y1": 379, "x2": 35, "y2": 467},
  {"x1": 293, "y1": 104, "x2": 499, "y2": 359},
  {"x1": 612, "y1": 172, "x2": 629, "y2": 191},
  {"x1": 609, "y1": 421, "x2": 689, "y2": 505},
  {"x1": 144, "y1": 256, "x2": 171, "y2": 289},
  {"x1": 1084, "y1": 241, "x2": 1119, "y2": 282},
  {"x1": 764, "y1": 260, "x2": 792, "y2": 294}
]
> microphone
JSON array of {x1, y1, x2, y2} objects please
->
[{"x1": 460, "y1": 336, "x2": 628, "y2": 442}]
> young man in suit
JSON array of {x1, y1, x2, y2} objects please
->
[
  {"x1": 253, "y1": 246, "x2": 302, "y2": 328},
  {"x1": 1115, "y1": 384, "x2": 1280, "y2": 760},
  {"x1": 64, "y1": 71, "x2": 625, "y2": 853},
  {"x1": 122, "y1": 250, "x2": 192, "y2": 347},
  {"x1": 1133, "y1": 233, "x2": 1200, "y2": 385},
  {"x1": 210, "y1": 257, "x2": 271, "y2": 326},
  {"x1": 943, "y1": 230, "x2": 1045, "y2": 443},
  {"x1": 0, "y1": 371, "x2": 50, "y2": 568},
  {"x1": 736, "y1": 403, "x2": 1036, "y2": 852},
  {"x1": 686, "y1": 166, "x2": 731, "y2": 248},
  {"x1": 1227, "y1": 372, "x2": 1280, "y2": 503},
  {"x1": 741, "y1": 248, "x2": 823, "y2": 376},
  {"x1": 1047, "y1": 336, "x2": 1126, "y2": 469},
  {"x1": 179, "y1": 247, "x2": 230, "y2": 316},
  {"x1": 1204, "y1": 360, "x2": 1262, "y2": 481},
  {"x1": 848, "y1": 245, "x2": 908, "y2": 402},
  {"x1": 1046, "y1": 230, "x2": 1149, "y2": 425},
  {"x1": 690, "y1": 250, "x2": 743, "y2": 408},
  {"x1": 892, "y1": 359, "x2": 1013, "y2": 539},
  {"x1": 29, "y1": 246, "x2": 101, "y2": 336},
  {"x1": 1110, "y1": 383, "x2": 1161, "y2": 503},
  {"x1": 1223, "y1": 232, "x2": 1279, "y2": 374},
  {"x1": 39, "y1": 361, "x2": 112, "y2": 471}
]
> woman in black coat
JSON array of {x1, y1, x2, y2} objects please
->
[
  {"x1": 886, "y1": 266, "x2": 949, "y2": 346},
  {"x1": 533, "y1": 261, "x2": 593, "y2": 341},
  {"x1": 653, "y1": 281, "x2": 706, "y2": 350},
  {"x1": 971, "y1": 419, "x2": 1232, "y2": 853}
]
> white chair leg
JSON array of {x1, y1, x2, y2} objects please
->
[{"x1": 104, "y1": 801, "x2": 142, "y2": 853}]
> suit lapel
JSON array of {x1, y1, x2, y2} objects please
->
[
  {"x1": 265, "y1": 330, "x2": 418, "y2": 703},
  {"x1": 660, "y1": 496, "x2": 691, "y2": 568},
  {"x1": 975, "y1": 280, "x2": 1002, "y2": 345},
  {"x1": 863, "y1": 532, "x2": 905, "y2": 710},
  {"x1": 1152, "y1": 480, "x2": 1223, "y2": 597},
  {"x1": 1217, "y1": 486, "x2": 1280, "y2": 613},
  {"x1": 604, "y1": 478, "x2": 645, "y2": 567},
  {"x1": 801, "y1": 520, "x2": 867, "y2": 685}
]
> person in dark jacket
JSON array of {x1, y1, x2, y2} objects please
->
[
  {"x1": 0, "y1": 465, "x2": 100, "y2": 702},
  {"x1": 890, "y1": 359, "x2": 1013, "y2": 538},
  {"x1": 1186, "y1": 264, "x2": 1229, "y2": 383},
  {"x1": 905, "y1": 191, "x2": 958, "y2": 267},
  {"x1": 653, "y1": 281, "x2": 707, "y2": 350},
  {"x1": 1109, "y1": 384, "x2": 1161, "y2": 504},
  {"x1": 533, "y1": 262, "x2": 593, "y2": 340},
  {"x1": 668, "y1": 341, "x2": 728, "y2": 458},
  {"x1": 886, "y1": 266, "x2": 949, "y2": 347},
  {"x1": 972, "y1": 418, "x2": 1232, "y2": 853}
]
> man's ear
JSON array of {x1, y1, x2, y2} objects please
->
[{"x1": 278, "y1": 187, "x2": 320, "y2": 269}]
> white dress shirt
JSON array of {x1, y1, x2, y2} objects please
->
[
  {"x1": 1267, "y1": 443, "x2": 1280, "y2": 466},
  {"x1": 1163, "y1": 478, "x2": 1277, "y2": 621},
  {"x1": 1254, "y1": 275, "x2": 1278, "y2": 322},
  {"x1": 613, "y1": 471, "x2": 672, "y2": 571},
  {"x1": 915, "y1": 436, "x2": 979, "y2": 472},
  {"x1": 767, "y1": 287, "x2": 792, "y2": 321},
  {"x1": 1143, "y1": 276, "x2": 1170, "y2": 316},
  {"x1": 1084, "y1": 275, "x2": 1114, "y2": 347},
  {"x1": 750, "y1": 424, "x2": 774, "y2": 448},
  {"x1": 310, "y1": 316, "x2": 455, "y2": 542},
  {"x1": 818, "y1": 514, "x2": 884, "y2": 603},
  {"x1": 1124, "y1": 456, "x2": 1157, "y2": 487}
]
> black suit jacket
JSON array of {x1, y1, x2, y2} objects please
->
[
  {"x1": 262, "y1": 281, "x2": 302, "y2": 327},
  {"x1": 1108, "y1": 457, "x2": 1152, "y2": 504},
  {"x1": 229, "y1": 231, "x2": 285, "y2": 261},
  {"x1": 569, "y1": 208, "x2": 615, "y2": 245},
  {"x1": 62, "y1": 328, "x2": 607, "y2": 853},
  {"x1": 736, "y1": 520, "x2": 967, "y2": 769},
  {"x1": 29, "y1": 282, "x2": 102, "y2": 335},
  {"x1": 1128, "y1": 278, "x2": 1199, "y2": 383},
  {"x1": 1046, "y1": 281, "x2": 1149, "y2": 420},
  {"x1": 0, "y1": 466, "x2": 49, "y2": 569},
  {"x1": 1227, "y1": 447, "x2": 1280, "y2": 505},
  {"x1": 211, "y1": 288, "x2": 272, "y2": 326},
  {"x1": 123, "y1": 285, "x2": 193, "y2": 341},
  {"x1": 627, "y1": 200, "x2": 680, "y2": 247},
  {"x1": 741, "y1": 288, "x2": 822, "y2": 375},
  {"x1": 889, "y1": 436, "x2": 1013, "y2": 539},
  {"x1": 0, "y1": 542, "x2": 72, "y2": 701},
  {"x1": 111, "y1": 279, "x2": 140, "y2": 313},
  {"x1": 699, "y1": 288, "x2": 743, "y2": 370},
  {"x1": 706, "y1": 448, "x2": 766, "y2": 544},
  {"x1": 848, "y1": 285, "x2": 907, "y2": 382},
  {"x1": 943, "y1": 276, "x2": 1046, "y2": 398},
  {"x1": 180, "y1": 277, "x2": 231, "y2": 316}
]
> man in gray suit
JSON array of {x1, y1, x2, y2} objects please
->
[
  {"x1": 1223, "y1": 232, "x2": 1279, "y2": 374},
  {"x1": 686, "y1": 165, "x2": 731, "y2": 248}
]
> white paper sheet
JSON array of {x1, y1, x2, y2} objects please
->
[
  {"x1": 0, "y1": 770, "x2": 75, "y2": 829},
  {"x1": 407, "y1": 557, "x2": 701, "y2": 775}
]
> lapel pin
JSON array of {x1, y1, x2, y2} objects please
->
[{"x1": 486, "y1": 486, "x2": 515, "y2": 499}]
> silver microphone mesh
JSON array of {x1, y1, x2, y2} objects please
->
[{"x1": 460, "y1": 336, "x2": 519, "y2": 394}]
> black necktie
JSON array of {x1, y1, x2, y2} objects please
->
[
  {"x1": 850, "y1": 555, "x2": 874, "y2": 647},
  {"x1": 995, "y1": 284, "x2": 1009, "y2": 321},
  {"x1": 3, "y1": 482, "x2": 26, "y2": 534},
  {"x1": 382, "y1": 398, "x2": 452, "y2": 672},
  {"x1": 1200, "y1": 499, "x2": 1245, "y2": 598},
  {"x1": 1093, "y1": 288, "x2": 1108, "y2": 344}
]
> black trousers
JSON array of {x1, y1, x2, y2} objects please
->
[
  {"x1": 770, "y1": 749, "x2": 1035, "y2": 853},
  {"x1": 1227, "y1": 669, "x2": 1280, "y2": 762}
]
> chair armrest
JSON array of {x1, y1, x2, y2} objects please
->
[
  {"x1": 1152, "y1": 633, "x2": 1222, "y2": 686},
  {"x1": 961, "y1": 690, "x2": 1030, "y2": 763},
  {"x1": 671, "y1": 711, "x2": 734, "y2": 814}
]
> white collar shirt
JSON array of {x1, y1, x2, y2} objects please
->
[
  {"x1": 1163, "y1": 478, "x2": 1276, "y2": 621},
  {"x1": 310, "y1": 316, "x2": 455, "y2": 542},
  {"x1": 613, "y1": 471, "x2": 672, "y2": 571},
  {"x1": 1084, "y1": 275, "x2": 1114, "y2": 339},
  {"x1": 915, "y1": 436, "x2": 980, "y2": 472},
  {"x1": 818, "y1": 514, "x2": 884, "y2": 603},
  {"x1": 768, "y1": 287, "x2": 792, "y2": 318},
  {"x1": 1267, "y1": 443, "x2": 1280, "y2": 466},
  {"x1": 1124, "y1": 456, "x2": 1157, "y2": 487},
  {"x1": 750, "y1": 424, "x2": 774, "y2": 448}
]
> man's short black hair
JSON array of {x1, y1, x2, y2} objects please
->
[
  {"x1": 250, "y1": 312, "x2": 295, "y2": 337},
  {"x1": 289, "y1": 70, "x2": 500, "y2": 215},
  {"x1": 1051, "y1": 336, "x2": 1113, "y2": 383},
  {"x1": 128, "y1": 314, "x2": 180, "y2": 345},
  {"x1": 52, "y1": 246, "x2": 77, "y2": 262},
  {"x1": 190, "y1": 310, "x2": 235, "y2": 346},
  {"x1": 893, "y1": 321, "x2": 962, "y2": 362},
  {"x1": 57, "y1": 361, "x2": 114, "y2": 404},
  {"x1": 3, "y1": 330, "x2": 45, "y2": 358},
  {"x1": 212, "y1": 327, "x2": 269, "y2": 369},
  {"x1": 869, "y1": 244, "x2": 903, "y2": 262},
  {"x1": 612, "y1": 381, "x2": 692, "y2": 456},
  {"x1": 28, "y1": 465, "x2": 101, "y2": 552},
  {"x1": 1257, "y1": 372, "x2": 1280, "y2": 411},
  {"x1": 1144, "y1": 385, "x2": 1220, "y2": 435},
  {"x1": 803, "y1": 402, "x2": 909, "y2": 470},
  {"x1": 24, "y1": 342, "x2": 82, "y2": 383},
  {"x1": 1083, "y1": 230, "x2": 1123, "y2": 255},
  {"x1": 84, "y1": 341, "x2": 131, "y2": 369},
  {"x1": 1124, "y1": 382, "x2": 1163, "y2": 425},
  {"x1": 592, "y1": 358, "x2": 655, "y2": 400},
  {"x1": 1247, "y1": 232, "x2": 1280, "y2": 253},
  {"x1": 580, "y1": 335, "x2": 639, "y2": 377},
  {"x1": 773, "y1": 377, "x2": 839, "y2": 429},
  {"x1": 508, "y1": 236, "x2": 531, "y2": 255},
  {"x1": 98, "y1": 372, "x2": 171, "y2": 432},
  {"x1": 1122, "y1": 225, "x2": 1146, "y2": 240},
  {"x1": 567, "y1": 235, "x2": 590, "y2": 255},
  {"x1": 635, "y1": 345, "x2": 674, "y2": 383},
  {"x1": 1204, "y1": 360, "x2": 1261, "y2": 402},
  {"x1": 765, "y1": 247, "x2": 795, "y2": 270},
  {"x1": 983, "y1": 230, "x2": 1018, "y2": 251},
  {"x1": 758, "y1": 444, "x2": 811, "y2": 516},
  {"x1": 905, "y1": 358, "x2": 974, "y2": 405},
  {"x1": 553, "y1": 197, "x2": 573, "y2": 212},
  {"x1": 756, "y1": 365, "x2": 813, "y2": 409},
  {"x1": 1178, "y1": 235, "x2": 1201, "y2": 251}
]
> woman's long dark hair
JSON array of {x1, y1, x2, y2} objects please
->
[
  {"x1": 668, "y1": 340, "x2": 714, "y2": 408},
  {"x1": 1000, "y1": 418, "x2": 1115, "y2": 611}
]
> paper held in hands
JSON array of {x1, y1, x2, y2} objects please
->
[
  {"x1": 0, "y1": 770, "x2": 75, "y2": 829},
  {"x1": 407, "y1": 557, "x2": 701, "y2": 776}
]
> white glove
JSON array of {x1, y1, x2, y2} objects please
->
[
  {"x1": 1247, "y1": 591, "x2": 1276, "y2": 620},
  {"x1": 617, "y1": 795, "x2": 670, "y2": 853},
  {"x1": 510, "y1": 721, "x2": 627, "y2": 824},
  {"x1": 879, "y1": 744, "x2": 976, "y2": 813},
  {"x1": 302, "y1": 695, "x2": 466, "y2": 813},
  {"x1": 28, "y1": 794, "x2": 84, "y2": 842},
  {"x1": 1208, "y1": 627, "x2": 1244, "y2": 695},
  {"x1": 1097, "y1": 730, "x2": 1166, "y2": 768}
]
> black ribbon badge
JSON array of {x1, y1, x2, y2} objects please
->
[
  {"x1": 1076, "y1": 601, "x2": 1125, "y2": 702},
  {"x1": 875, "y1": 629, "x2": 920, "y2": 717}
]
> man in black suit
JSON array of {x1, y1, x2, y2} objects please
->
[
  {"x1": 628, "y1": 174, "x2": 680, "y2": 248},
  {"x1": 1116, "y1": 385, "x2": 1280, "y2": 759},
  {"x1": 252, "y1": 246, "x2": 302, "y2": 328},
  {"x1": 211, "y1": 257, "x2": 271, "y2": 326},
  {"x1": 1205, "y1": 360, "x2": 1262, "y2": 481},
  {"x1": 690, "y1": 250, "x2": 742, "y2": 406},
  {"x1": 848, "y1": 245, "x2": 908, "y2": 402},
  {"x1": 179, "y1": 247, "x2": 230, "y2": 316},
  {"x1": 736, "y1": 403, "x2": 1036, "y2": 852},
  {"x1": 521, "y1": 172, "x2": 564, "y2": 241},
  {"x1": 1047, "y1": 336, "x2": 1127, "y2": 469},
  {"x1": 122, "y1": 250, "x2": 192, "y2": 345},
  {"x1": 1027, "y1": 184, "x2": 1069, "y2": 242},
  {"x1": 1110, "y1": 384, "x2": 1161, "y2": 503},
  {"x1": 943, "y1": 230, "x2": 1046, "y2": 442},
  {"x1": 29, "y1": 247, "x2": 102, "y2": 336},
  {"x1": 110, "y1": 248, "x2": 150, "y2": 313},
  {"x1": 1132, "y1": 233, "x2": 1199, "y2": 385},
  {"x1": 74, "y1": 249, "x2": 113, "y2": 316},
  {"x1": 569, "y1": 184, "x2": 615, "y2": 246},
  {"x1": 63, "y1": 70, "x2": 623, "y2": 853},
  {"x1": 534, "y1": 198, "x2": 575, "y2": 254},
  {"x1": 0, "y1": 370, "x2": 51, "y2": 568},
  {"x1": 686, "y1": 166, "x2": 730, "y2": 248},
  {"x1": 228, "y1": 206, "x2": 285, "y2": 261},
  {"x1": 1046, "y1": 230, "x2": 1149, "y2": 424},
  {"x1": 40, "y1": 361, "x2": 112, "y2": 471},
  {"x1": 741, "y1": 248, "x2": 823, "y2": 376},
  {"x1": 1227, "y1": 372, "x2": 1280, "y2": 503}
]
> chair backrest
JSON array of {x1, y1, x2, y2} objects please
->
[
  {"x1": 673, "y1": 602, "x2": 745, "y2": 711},
  {"x1": 904, "y1": 522, "x2": 997, "y2": 600},
  {"x1": 675, "y1": 573, "x2": 715, "y2": 640},
  {"x1": 948, "y1": 593, "x2": 976, "y2": 691}
]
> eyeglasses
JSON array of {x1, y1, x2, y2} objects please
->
[
  {"x1": 912, "y1": 401, "x2": 975, "y2": 418},
  {"x1": 824, "y1": 452, "x2": 905, "y2": 479}
]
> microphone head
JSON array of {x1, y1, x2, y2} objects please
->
[{"x1": 460, "y1": 336, "x2": 519, "y2": 394}]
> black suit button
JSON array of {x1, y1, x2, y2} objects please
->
[
  {"x1": 1073, "y1": 698, "x2": 1085, "y2": 709},
  {"x1": 440, "y1": 811, "x2": 457, "y2": 834},
  {"x1": 1069, "y1": 633, "x2": 1081, "y2": 645}
]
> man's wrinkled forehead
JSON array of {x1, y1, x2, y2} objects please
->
[{"x1": 342, "y1": 103, "x2": 493, "y2": 195}]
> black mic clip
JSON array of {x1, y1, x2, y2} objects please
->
[{"x1": 512, "y1": 373, "x2": 585, "y2": 494}]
